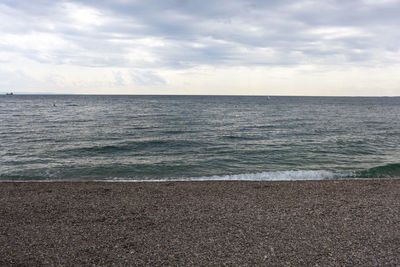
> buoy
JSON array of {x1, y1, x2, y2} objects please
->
[
  {"x1": 53, "y1": 103, "x2": 56, "y2": 107},
  {"x1": 368, "y1": 106, "x2": 371, "y2": 110}
]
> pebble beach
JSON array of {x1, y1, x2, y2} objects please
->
[{"x1": 1, "y1": 179, "x2": 399, "y2": 266}]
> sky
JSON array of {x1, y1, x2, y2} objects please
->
[{"x1": 1, "y1": 0, "x2": 400, "y2": 96}]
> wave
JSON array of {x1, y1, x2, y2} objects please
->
[
  {"x1": 2, "y1": 164, "x2": 400, "y2": 182},
  {"x1": 56, "y1": 140, "x2": 205, "y2": 156},
  {"x1": 354, "y1": 163, "x2": 400, "y2": 178},
  {"x1": 111, "y1": 170, "x2": 342, "y2": 182},
  {"x1": 112, "y1": 163, "x2": 400, "y2": 182},
  {"x1": 221, "y1": 135, "x2": 261, "y2": 141}
]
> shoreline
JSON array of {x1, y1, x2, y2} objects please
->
[
  {"x1": 1, "y1": 177, "x2": 399, "y2": 183},
  {"x1": 1, "y1": 179, "x2": 399, "y2": 265}
]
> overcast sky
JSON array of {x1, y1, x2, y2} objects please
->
[{"x1": 1, "y1": 0, "x2": 400, "y2": 95}]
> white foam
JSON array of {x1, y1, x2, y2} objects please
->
[{"x1": 110, "y1": 170, "x2": 345, "y2": 182}]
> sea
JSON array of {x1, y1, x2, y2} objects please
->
[{"x1": 1, "y1": 95, "x2": 400, "y2": 181}]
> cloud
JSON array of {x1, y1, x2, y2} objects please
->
[
  {"x1": 2, "y1": 0, "x2": 400, "y2": 69},
  {"x1": 0, "y1": 68, "x2": 45, "y2": 91},
  {"x1": 1, "y1": 0, "x2": 400, "y2": 95},
  {"x1": 131, "y1": 70, "x2": 166, "y2": 86}
]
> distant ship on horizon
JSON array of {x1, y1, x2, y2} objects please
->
[{"x1": 5, "y1": 92, "x2": 13, "y2": 95}]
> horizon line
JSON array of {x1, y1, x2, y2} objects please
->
[{"x1": 1, "y1": 92, "x2": 399, "y2": 97}]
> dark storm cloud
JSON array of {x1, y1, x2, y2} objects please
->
[{"x1": 1, "y1": 0, "x2": 400, "y2": 68}]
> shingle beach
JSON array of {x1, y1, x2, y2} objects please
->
[{"x1": 1, "y1": 180, "x2": 399, "y2": 266}]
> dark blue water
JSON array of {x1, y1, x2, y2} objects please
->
[{"x1": 1, "y1": 95, "x2": 400, "y2": 181}]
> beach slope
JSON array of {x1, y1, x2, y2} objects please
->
[{"x1": 1, "y1": 180, "x2": 399, "y2": 265}]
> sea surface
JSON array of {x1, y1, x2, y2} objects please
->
[{"x1": 1, "y1": 95, "x2": 400, "y2": 181}]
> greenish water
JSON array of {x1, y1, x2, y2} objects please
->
[{"x1": 1, "y1": 95, "x2": 400, "y2": 181}]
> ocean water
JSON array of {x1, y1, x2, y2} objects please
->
[{"x1": 1, "y1": 95, "x2": 400, "y2": 181}]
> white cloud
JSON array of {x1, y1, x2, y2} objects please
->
[
  {"x1": 0, "y1": 32, "x2": 78, "y2": 52},
  {"x1": 362, "y1": 0, "x2": 400, "y2": 5},
  {"x1": 307, "y1": 26, "x2": 371, "y2": 40},
  {"x1": 1, "y1": 0, "x2": 400, "y2": 95},
  {"x1": 62, "y1": 2, "x2": 106, "y2": 29}
]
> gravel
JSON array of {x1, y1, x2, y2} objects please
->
[{"x1": 1, "y1": 180, "x2": 399, "y2": 266}]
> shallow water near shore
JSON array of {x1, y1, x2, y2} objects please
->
[{"x1": 1, "y1": 95, "x2": 400, "y2": 181}]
